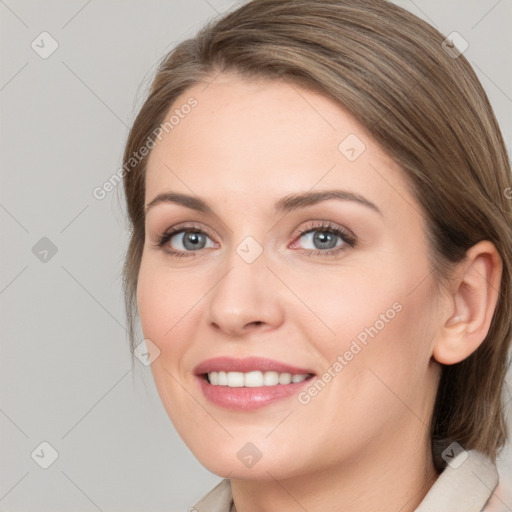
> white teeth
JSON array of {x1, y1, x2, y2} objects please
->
[
  {"x1": 263, "y1": 371, "x2": 279, "y2": 386},
  {"x1": 279, "y1": 373, "x2": 292, "y2": 384},
  {"x1": 206, "y1": 370, "x2": 311, "y2": 387},
  {"x1": 227, "y1": 372, "x2": 244, "y2": 387},
  {"x1": 244, "y1": 371, "x2": 263, "y2": 387}
]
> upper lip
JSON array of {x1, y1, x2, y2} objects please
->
[{"x1": 194, "y1": 356, "x2": 315, "y2": 376}]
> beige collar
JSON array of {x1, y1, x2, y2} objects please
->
[{"x1": 192, "y1": 450, "x2": 498, "y2": 512}]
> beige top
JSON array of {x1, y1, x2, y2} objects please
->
[{"x1": 191, "y1": 450, "x2": 499, "y2": 512}]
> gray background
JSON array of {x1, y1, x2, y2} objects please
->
[{"x1": 1, "y1": 1, "x2": 511, "y2": 510}]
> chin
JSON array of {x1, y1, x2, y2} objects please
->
[{"x1": 190, "y1": 441, "x2": 307, "y2": 481}]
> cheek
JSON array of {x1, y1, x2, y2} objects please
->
[
  {"x1": 292, "y1": 260, "x2": 437, "y2": 401},
  {"x1": 136, "y1": 260, "x2": 209, "y2": 428},
  {"x1": 287, "y1": 262, "x2": 405, "y2": 352},
  {"x1": 136, "y1": 259, "x2": 203, "y2": 351},
  {"x1": 288, "y1": 276, "x2": 438, "y2": 462}
]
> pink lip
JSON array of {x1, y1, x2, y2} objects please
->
[
  {"x1": 193, "y1": 357, "x2": 316, "y2": 411},
  {"x1": 193, "y1": 356, "x2": 315, "y2": 375}
]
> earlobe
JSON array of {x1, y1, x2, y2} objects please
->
[{"x1": 432, "y1": 241, "x2": 502, "y2": 366}]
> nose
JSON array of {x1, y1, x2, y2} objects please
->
[{"x1": 206, "y1": 248, "x2": 285, "y2": 337}]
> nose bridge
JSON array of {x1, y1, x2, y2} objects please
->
[{"x1": 206, "y1": 239, "x2": 284, "y2": 335}]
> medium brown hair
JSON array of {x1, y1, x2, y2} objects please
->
[{"x1": 121, "y1": 0, "x2": 512, "y2": 470}]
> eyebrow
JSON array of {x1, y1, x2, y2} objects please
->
[{"x1": 145, "y1": 189, "x2": 382, "y2": 216}]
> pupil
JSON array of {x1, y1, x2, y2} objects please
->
[
  {"x1": 183, "y1": 232, "x2": 205, "y2": 250},
  {"x1": 314, "y1": 231, "x2": 336, "y2": 249}
]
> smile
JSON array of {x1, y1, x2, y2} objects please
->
[
  {"x1": 193, "y1": 357, "x2": 316, "y2": 410},
  {"x1": 206, "y1": 370, "x2": 311, "y2": 387}
]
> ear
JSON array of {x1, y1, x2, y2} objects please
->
[{"x1": 432, "y1": 240, "x2": 503, "y2": 365}]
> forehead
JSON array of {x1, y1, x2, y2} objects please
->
[{"x1": 144, "y1": 73, "x2": 412, "y2": 218}]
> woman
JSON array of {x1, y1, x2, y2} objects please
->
[{"x1": 121, "y1": 0, "x2": 512, "y2": 510}]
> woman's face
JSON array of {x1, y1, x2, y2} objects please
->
[{"x1": 137, "y1": 73, "x2": 445, "y2": 480}]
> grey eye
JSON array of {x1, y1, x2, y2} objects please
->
[{"x1": 170, "y1": 231, "x2": 214, "y2": 251}]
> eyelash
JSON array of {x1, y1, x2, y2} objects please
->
[{"x1": 153, "y1": 221, "x2": 357, "y2": 259}]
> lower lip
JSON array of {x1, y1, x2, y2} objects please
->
[{"x1": 197, "y1": 375, "x2": 314, "y2": 411}]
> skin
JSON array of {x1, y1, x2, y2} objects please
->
[{"x1": 137, "y1": 72, "x2": 502, "y2": 512}]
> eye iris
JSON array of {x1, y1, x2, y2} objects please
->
[
  {"x1": 182, "y1": 231, "x2": 206, "y2": 250},
  {"x1": 313, "y1": 230, "x2": 337, "y2": 250}
]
